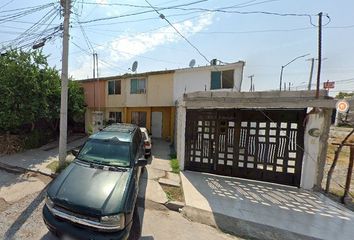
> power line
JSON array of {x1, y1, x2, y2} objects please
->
[
  {"x1": 0, "y1": 0, "x2": 15, "y2": 10},
  {"x1": 1, "y1": 4, "x2": 61, "y2": 51},
  {"x1": 144, "y1": 0, "x2": 210, "y2": 64},
  {"x1": 78, "y1": 0, "x2": 207, "y2": 24},
  {"x1": 0, "y1": 3, "x2": 56, "y2": 24},
  {"x1": 71, "y1": 41, "x2": 127, "y2": 73}
]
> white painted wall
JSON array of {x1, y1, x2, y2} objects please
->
[
  {"x1": 300, "y1": 110, "x2": 325, "y2": 189},
  {"x1": 173, "y1": 62, "x2": 245, "y2": 102}
]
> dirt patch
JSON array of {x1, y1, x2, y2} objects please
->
[
  {"x1": 161, "y1": 185, "x2": 185, "y2": 202},
  {"x1": 25, "y1": 172, "x2": 52, "y2": 185},
  {"x1": 0, "y1": 134, "x2": 23, "y2": 154},
  {"x1": 0, "y1": 198, "x2": 10, "y2": 213},
  {"x1": 322, "y1": 127, "x2": 354, "y2": 205}
]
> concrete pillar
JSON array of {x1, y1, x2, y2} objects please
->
[
  {"x1": 176, "y1": 104, "x2": 186, "y2": 170},
  {"x1": 316, "y1": 108, "x2": 332, "y2": 189},
  {"x1": 300, "y1": 108, "x2": 331, "y2": 190}
]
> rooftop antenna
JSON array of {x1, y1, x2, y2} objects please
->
[
  {"x1": 129, "y1": 61, "x2": 138, "y2": 73},
  {"x1": 189, "y1": 59, "x2": 196, "y2": 68}
]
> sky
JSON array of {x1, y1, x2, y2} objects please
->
[{"x1": 1, "y1": 0, "x2": 354, "y2": 94}]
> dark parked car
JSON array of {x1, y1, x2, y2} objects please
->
[{"x1": 43, "y1": 123, "x2": 147, "y2": 240}]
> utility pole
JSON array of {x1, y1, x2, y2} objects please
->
[
  {"x1": 288, "y1": 82, "x2": 291, "y2": 91},
  {"x1": 307, "y1": 58, "x2": 315, "y2": 90},
  {"x1": 96, "y1": 53, "x2": 100, "y2": 111},
  {"x1": 284, "y1": 82, "x2": 286, "y2": 91},
  {"x1": 58, "y1": 0, "x2": 71, "y2": 167},
  {"x1": 316, "y1": 12, "x2": 323, "y2": 99},
  {"x1": 279, "y1": 66, "x2": 284, "y2": 91},
  {"x1": 93, "y1": 53, "x2": 96, "y2": 109},
  {"x1": 248, "y1": 75, "x2": 254, "y2": 92}
]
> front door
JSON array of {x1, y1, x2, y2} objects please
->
[{"x1": 151, "y1": 112, "x2": 162, "y2": 138}]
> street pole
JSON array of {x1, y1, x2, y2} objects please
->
[
  {"x1": 96, "y1": 53, "x2": 100, "y2": 111},
  {"x1": 279, "y1": 53, "x2": 310, "y2": 92},
  {"x1": 307, "y1": 58, "x2": 315, "y2": 90},
  {"x1": 316, "y1": 12, "x2": 323, "y2": 98},
  {"x1": 59, "y1": 0, "x2": 71, "y2": 167},
  {"x1": 279, "y1": 66, "x2": 284, "y2": 91},
  {"x1": 93, "y1": 53, "x2": 96, "y2": 109},
  {"x1": 248, "y1": 75, "x2": 254, "y2": 92}
]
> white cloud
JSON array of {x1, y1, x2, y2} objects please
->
[
  {"x1": 107, "y1": 13, "x2": 214, "y2": 61},
  {"x1": 71, "y1": 13, "x2": 214, "y2": 79},
  {"x1": 96, "y1": 0, "x2": 108, "y2": 5}
]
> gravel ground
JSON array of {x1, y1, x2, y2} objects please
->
[
  {"x1": 0, "y1": 190, "x2": 52, "y2": 240},
  {"x1": 0, "y1": 190, "x2": 240, "y2": 240}
]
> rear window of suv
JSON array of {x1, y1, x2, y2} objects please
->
[{"x1": 78, "y1": 139, "x2": 131, "y2": 167}]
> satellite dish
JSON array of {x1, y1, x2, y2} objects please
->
[
  {"x1": 131, "y1": 61, "x2": 138, "y2": 72},
  {"x1": 189, "y1": 59, "x2": 196, "y2": 68}
]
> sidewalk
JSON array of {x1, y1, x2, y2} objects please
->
[
  {"x1": 138, "y1": 139, "x2": 183, "y2": 208},
  {"x1": 0, "y1": 134, "x2": 87, "y2": 175},
  {"x1": 181, "y1": 171, "x2": 354, "y2": 240}
]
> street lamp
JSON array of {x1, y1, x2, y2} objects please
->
[{"x1": 279, "y1": 53, "x2": 310, "y2": 91}]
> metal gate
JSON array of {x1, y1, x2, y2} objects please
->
[{"x1": 185, "y1": 109, "x2": 306, "y2": 187}]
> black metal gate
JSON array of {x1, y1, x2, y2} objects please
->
[{"x1": 185, "y1": 109, "x2": 306, "y2": 187}]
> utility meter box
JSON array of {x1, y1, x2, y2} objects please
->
[{"x1": 92, "y1": 111, "x2": 104, "y2": 133}]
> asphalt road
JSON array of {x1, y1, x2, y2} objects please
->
[{"x1": 0, "y1": 169, "x2": 239, "y2": 240}]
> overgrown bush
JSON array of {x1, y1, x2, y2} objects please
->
[{"x1": 23, "y1": 129, "x2": 55, "y2": 149}]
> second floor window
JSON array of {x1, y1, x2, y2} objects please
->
[
  {"x1": 131, "y1": 78, "x2": 146, "y2": 94},
  {"x1": 108, "y1": 80, "x2": 121, "y2": 95},
  {"x1": 210, "y1": 70, "x2": 234, "y2": 90}
]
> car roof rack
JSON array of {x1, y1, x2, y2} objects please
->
[{"x1": 102, "y1": 123, "x2": 137, "y2": 134}]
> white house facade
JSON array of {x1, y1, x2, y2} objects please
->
[{"x1": 172, "y1": 61, "x2": 245, "y2": 102}]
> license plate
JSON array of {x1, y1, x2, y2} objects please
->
[{"x1": 61, "y1": 234, "x2": 75, "y2": 240}]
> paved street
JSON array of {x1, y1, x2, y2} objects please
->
[
  {"x1": 0, "y1": 137, "x2": 240, "y2": 240},
  {"x1": 0, "y1": 169, "x2": 239, "y2": 240}
]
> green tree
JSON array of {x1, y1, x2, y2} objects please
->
[
  {"x1": 336, "y1": 92, "x2": 354, "y2": 99},
  {"x1": 0, "y1": 49, "x2": 85, "y2": 134}
]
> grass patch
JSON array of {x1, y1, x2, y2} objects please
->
[
  {"x1": 170, "y1": 158, "x2": 180, "y2": 173},
  {"x1": 161, "y1": 185, "x2": 184, "y2": 202},
  {"x1": 47, "y1": 160, "x2": 71, "y2": 174}
]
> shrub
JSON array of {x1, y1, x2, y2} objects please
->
[{"x1": 170, "y1": 158, "x2": 180, "y2": 173}]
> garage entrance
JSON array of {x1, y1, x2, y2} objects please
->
[{"x1": 185, "y1": 109, "x2": 306, "y2": 187}]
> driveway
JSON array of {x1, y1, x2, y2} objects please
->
[{"x1": 181, "y1": 171, "x2": 354, "y2": 240}]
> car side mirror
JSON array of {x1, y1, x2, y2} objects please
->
[
  {"x1": 71, "y1": 149, "x2": 79, "y2": 157},
  {"x1": 137, "y1": 157, "x2": 147, "y2": 166}
]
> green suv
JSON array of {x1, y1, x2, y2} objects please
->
[{"x1": 43, "y1": 124, "x2": 147, "y2": 240}]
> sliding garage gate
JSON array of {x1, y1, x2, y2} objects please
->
[{"x1": 185, "y1": 109, "x2": 306, "y2": 187}]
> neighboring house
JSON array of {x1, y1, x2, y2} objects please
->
[
  {"x1": 78, "y1": 61, "x2": 245, "y2": 140},
  {"x1": 80, "y1": 70, "x2": 175, "y2": 140},
  {"x1": 173, "y1": 61, "x2": 245, "y2": 101}
]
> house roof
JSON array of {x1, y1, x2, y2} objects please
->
[{"x1": 76, "y1": 61, "x2": 245, "y2": 83}]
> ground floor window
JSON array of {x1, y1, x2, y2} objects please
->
[
  {"x1": 131, "y1": 111, "x2": 147, "y2": 127},
  {"x1": 109, "y1": 112, "x2": 122, "y2": 123}
]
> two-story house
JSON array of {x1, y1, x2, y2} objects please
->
[{"x1": 79, "y1": 61, "x2": 245, "y2": 140}]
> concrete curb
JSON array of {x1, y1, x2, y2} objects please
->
[
  {"x1": 137, "y1": 197, "x2": 169, "y2": 211},
  {"x1": 181, "y1": 206, "x2": 320, "y2": 240},
  {"x1": 164, "y1": 201, "x2": 185, "y2": 212},
  {"x1": 0, "y1": 162, "x2": 55, "y2": 178}
]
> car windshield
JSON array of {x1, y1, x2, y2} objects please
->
[{"x1": 77, "y1": 139, "x2": 131, "y2": 167}]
